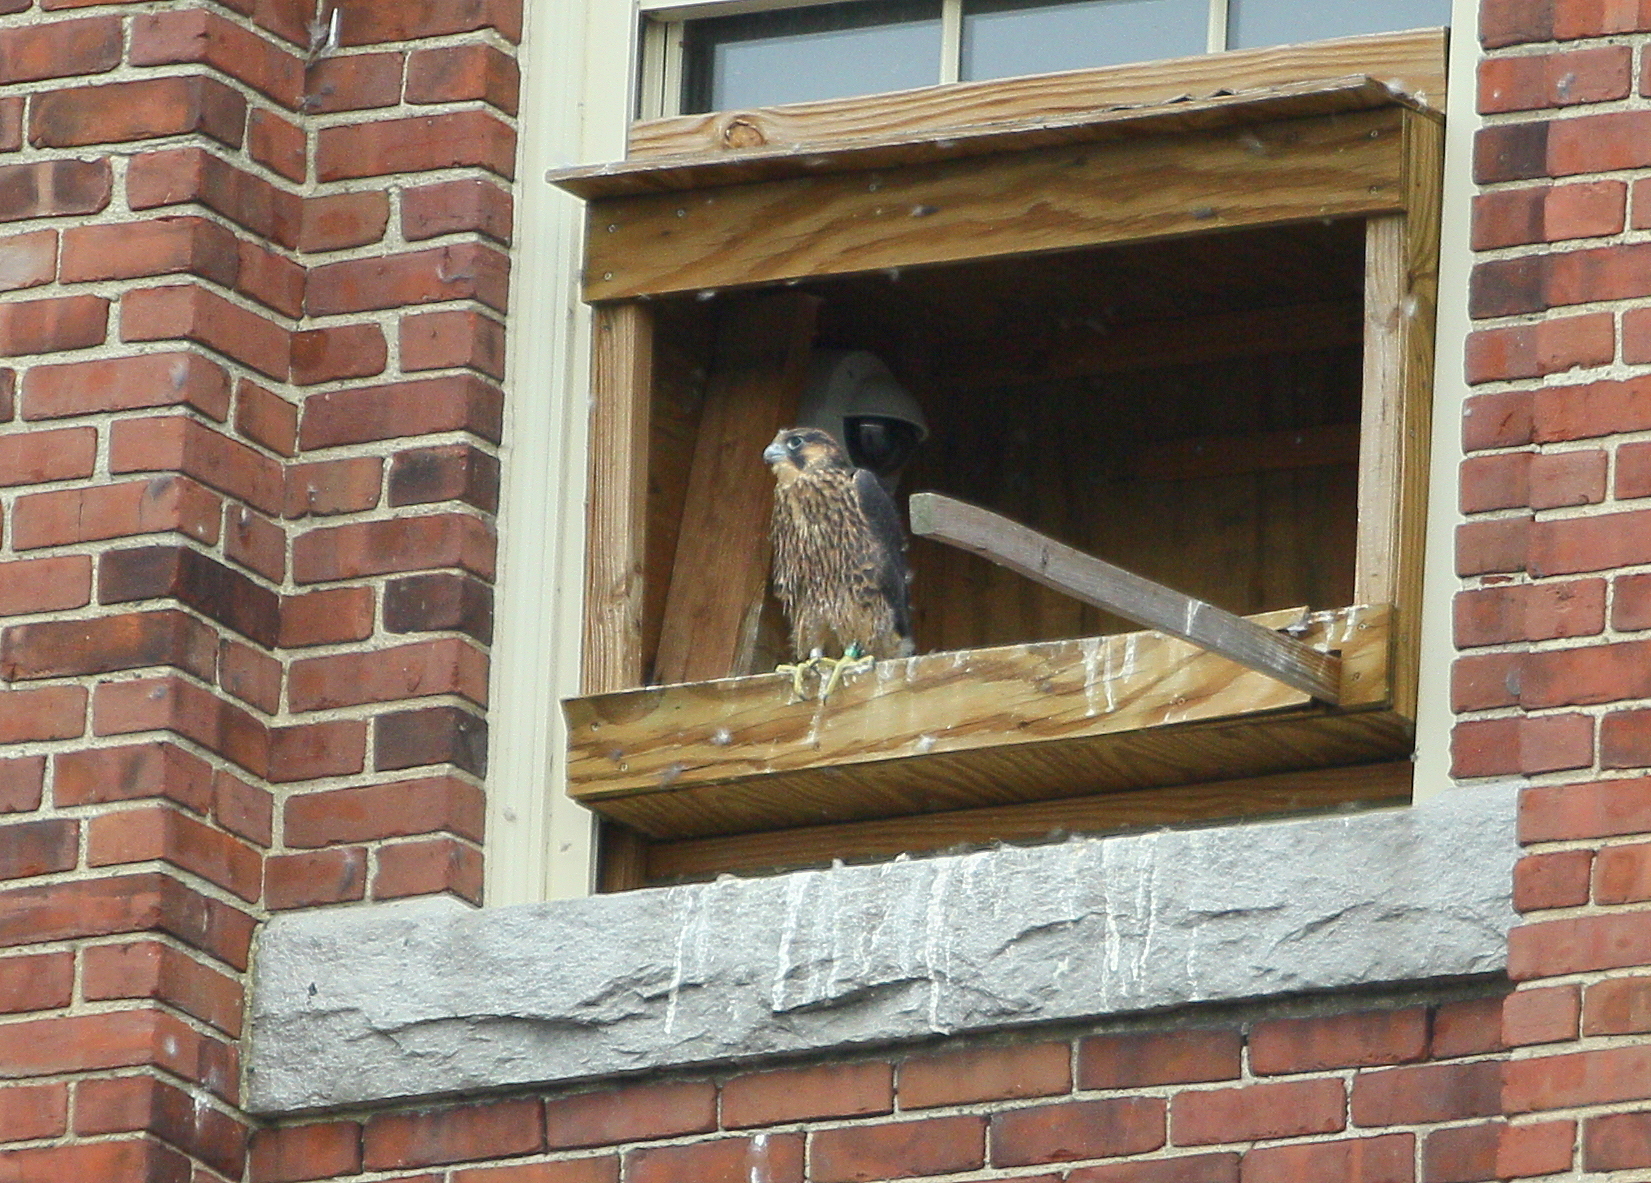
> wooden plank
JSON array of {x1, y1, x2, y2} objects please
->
[
  {"x1": 1135, "y1": 422, "x2": 1360, "y2": 482},
  {"x1": 909, "y1": 493, "x2": 1342, "y2": 703},
  {"x1": 563, "y1": 604, "x2": 1392, "y2": 838},
  {"x1": 580, "y1": 105, "x2": 1407, "y2": 301},
  {"x1": 582, "y1": 303, "x2": 653, "y2": 695},
  {"x1": 652, "y1": 293, "x2": 820, "y2": 684},
  {"x1": 645, "y1": 760, "x2": 1413, "y2": 882},
  {"x1": 627, "y1": 28, "x2": 1447, "y2": 158}
]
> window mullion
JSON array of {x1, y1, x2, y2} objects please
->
[
  {"x1": 940, "y1": 0, "x2": 962, "y2": 83},
  {"x1": 1207, "y1": 0, "x2": 1229, "y2": 53}
]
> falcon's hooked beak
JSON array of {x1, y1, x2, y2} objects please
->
[{"x1": 762, "y1": 440, "x2": 787, "y2": 467}]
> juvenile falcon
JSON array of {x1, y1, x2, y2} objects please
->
[{"x1": 764, "y1": 426, "x2": 913, "y2": 699}]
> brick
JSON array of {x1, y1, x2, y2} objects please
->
[
  {"x1": 249, "y1": 108, "x2": 306, "y2": 182},
  {"x1": 0, "y1": 1082, "x2": 68, "y2": 1141},
  {"x1": 0, "y1": 684, "x2": 86, "y2": 744},
  {"x1": 1455, "y1": 580, "x2": 1605, "y2": 647},
  {"x1": 316, "y1": 111, "x2": 516, "y2": 181},
  {"x1": 235, "y1": 237, "x2": 305, "y2": 317},
  {"x1": 1522, "y1": 777, "x2": 1651, "y2": 841},
  {"x1": 290, "y1": 322, "x2": 389, "y2": 385},
  {"x1": 1628, "y1": 307, "x2": 1651, "y2": 365},
  {"x1": 1456, "y1": 515, "x2": 1529, "y2": 576},
  {"x1": 1479, "y1": 45, "x2": 1632, "y2": 113},
  {"x1": 0, "y1": 817, "x2": 78, "y2": 879},
  {"x1": 1172, "y1": 1079, "x2": 1344, "y2": 1145},
  {"x1": 306, "y1": 241, "x2": 510, "y2": 315},
  {"x1": 1584, "y1": 974, "x2": 1651, "y2": 1034},
  {"x1": 1534, "y1": 375, "x2": 1651, "y2": 441},
  {"x1": 121, "y1": 284, "x2": 289, "y2": 381},
  {"x1": 401, "y1": 309, "x2": 507, "y2": 378},
  {"x1": 235, "y1": 379, "x2": 298, "y2": 456},
  {"x1": 1078, "y1": 1027, "x2": 1241, "y2": 1089},
  {"x1": 1554, "y1": 0, "x2": 1651, "y2": 37},
  {"x1": 402, "y1": 178, "x2": 513, "y2": 244},
  {"x1": 1250, "y1": 1007, "x2": 1427, "y2": 1074},
  {"x1": 1, "y1": 609, "x2": 217, "y2": 683},
  {"x1": 811, "y1": 1115, "x2": 985, "y2": 1180},
  {"x1": 1505, "y1": 1044, "x2": 1651, "y2": 1112},
  {"x1": 0, "y1": 555, "x2": 92, "y2": 616},
  {"x1": 1617, "y1": 441, "x2": 1651, "y2": 500},
  {"x1": 1603, "y1": 707, "x2": 1651, "y2": 769},
  {"x1": 284, "y1": 457, "x2": 383, "y2": 518},
  {"x1": 1513, "y1": 849, "x2": 1592, "y2": 911},
  {"x1": 1450, "y1": 714, "x2": 1594, "y2": 778},
  {"x1": 0, "y1": 424, "x2": 94, "y2": 486},
  {"x1": 301, "y1": 375, "x2": 503, "y2": 448},
  {"x1": 249, "y1": 1122, "x2": 363, "y2": 1183},
  {"x1": 0, "y1": 293, "x2": 108, "y2": 354},
  {"x1": 93, "y1": 674, "x2": 265, "y2": 777},
  {"x1": 0, "y1": 755, "x2": 45, "y2": 812},
  {"x1": 389, "y1": 444, "x2": 501, "y2": 512},
  {"x1": 0, "y1": 873, "x2": 254, "y2": 969},
  {"x1": 542, "y1": 1080, "x2": 715, "y2": 1149},
  {"x1": 0, "y1": 367, "x2": 11, "y2": 419},
  {"x1": 375, "y1": 705, "x2": 488, "y2": 775},
  {"x1": 130, "y1": 8, "x2": 303, "y2": 107},
  {"x1": 0, "y1": 228, "x2": 56, "y2": 291},
  {"x1": 1351, "y1": 1061, "x2": 1503, "y2": 1126},
  {"x1": 128, "y1": 147, "x2": 301, "y2": 248},
  {"x1": 406, "y1": 44, "x2": 520, "y2": 114},
  {"x1": 374, "y1": 835, "x2": 483, "y2": 903},
  {"x1": 1595, "y1": 840, "x2": 1651, "y2": 903},
  {"x1": 1521, "y1": 639, "x2": 1651, "y2": 706},
  {"x1": 1550, "y1": 110, "x2": 1651, "y2": 175},
  {"x1": 899, "y1": 1041, "x2": 1070, "y2": 1108},
  {"x1": 212, "y1": 767, "x2": 275, "y2": 845},
  {"x1": 1585, "y1": 1112, "x2": 1651, "y2": 1171},
  {"x1": 0, "y1": 1140, "x2": 190, "y2": 1183},
  {"x1": 1502, "y1": 984, "x2": 1579, "y2": 1047},
  {"x1": 264, "y1": 847, "x2": 368, "y2": 910},
  {"x1": 1530, "y1": 448, "x2": 1606, "y2": 508},
  {"x1": 88, "y1": 804, "x2": 262, "y2": 902},
  {"x1": 626, "y1": 1134, "x2": 803, "y2": 1183},
  {"x1": 268, "y1": 719, "x2": 367, "y2": 783},
  {"x1": 226, "y1": 504, "x2": 287, "y2": 582},
  {"x1": 0, "y1": 95, "x2": 17, "y2": 149},
  {"x1": 384, "y1": 573, "x2": 493, "y2": 643},
  {"x1": 0, "y1": 950, "x2": 73, "y2": 1012},
  {"x1": 723, "y1": 1062, "x2": 890, "y2": 1128},
  {"x1": 111, "y1": 414, "x2": 284, "y2": 516},
  {"x1": 0, "y1": 15, "x2": 121, "y2": 84},
  {"x1": 279, "y1": 586, "x2": 375, "y2": 647},
  {"x1": 453, "y1": 1161, "x2": 619, "y2": 1183},
  {"x1": 1067, "y1": 1154, "x2": 1238, "y2": 1183},
  {"x1": 221, "y1": 637, "x2": 282, "y2": 711},
  {"x1": 290, "y1": 638, "x2": 487, "y2": 712},
  {"x1": 73, "y1": 1074, "x2": 246, "y2": 1178},
  {"x1": 283, "y1": 775, "x2": 482, "y2": 851},
  {"x1": 1470, "y1": 256, "x2": 1544, "y2": 319},
  {"x1": 30, "y1": 76, "x2": 246, "y2": 149},
  {"x1": 1471, "y1": 188, "x2": 1544, "y2": 250},
  {"x1": 989, "y1": 1097, "x2": 1162, "y2": 1165},
  {"x1": 1474, "y1": 123, "x2": 1548, "y2": 184},
  {"x1": 1466, "y1": 313, "x2": 1615, "y2": 384},
  {"x1": 100, "y1": 544, "x2": 280, "y2": 648},
  {"x1": 0, "y1": 158, "x2": 111, "y2": 223},
  {"x1": 1498, "y1": 1120, "x2": 1574, "y2": 1178},
  {"x1": 341, "y1": 0, "x2": 524, "y2": 46},
  {"x1": 61, "y1": 215, "x2": 237, "y2": 286},
  {"x1": 294, "y1": 513, "x2": 495, "y2": 583},
  {"x1": 303, "y1": 51, "x2": 404, "y2": 113},
  {"x1": 365, "y1": 1098, "x2": 542, "y2": 1170},
  {"x1": 1548, "y1": 180, "x2": 1628, "y2": 240},
  {"x1": 1510, "y1": 911, "x2": 1651, "y2": 979},
  {"x1": 300, "y1": 190, "x2": 390, "y2": 252},
  {"x1": 1245, "y1": 1133, "x2": 1413, "y2": 1183},
  {"x1": 23, "y1": 351, "x2": 230, "y2": 421},
  {"x1": 0, "y1": 1009, "x2": 237, "y2": 1100},
  {"x1": 81, "y1": 939, "x2": 244, "y2": 1037}
]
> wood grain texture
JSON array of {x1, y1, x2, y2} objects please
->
[
  {"x1": 1135, "y1": 422, "x2": 1360, "y2": 481},
  {"x1": 909, "y1": 493, "x2": 1343, "y2": 702},
  {"x1": 583, "y1": 303, "x2": 654, "y2": 695},
  {"x1": 644, "y1": 760, "x2": 1413, "y2": 882},
  {"x1": 625, "y1": 28, "x2": 1447, "y2": 159},
  {"x1": 652, "y1": 293, "x2": 820, "y2": 684},
  {"x1": 580, "y1": 105, "x2": 1407, "y2": 300},
  {"x1": 562, "y1": 604, "x2": 1394, "y2": 839}
]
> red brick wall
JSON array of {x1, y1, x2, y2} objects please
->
[
  {"x1": 1454, "y1": 0, "x2": 1651, "y2": 1176},
  {"x1": 0, "y1": 0, "x2": 517, "y2": 1176}
]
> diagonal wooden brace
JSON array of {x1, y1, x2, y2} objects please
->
[{"x1": 909, "y1": 492, "x2": 1343, "y2": 704}]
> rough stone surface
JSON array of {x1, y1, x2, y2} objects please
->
[{"x1": 247, "y1": 783, "x2": 1518, "y2": 1113}]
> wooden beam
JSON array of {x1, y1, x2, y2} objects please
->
[
  {"x1": 580, "y1": 105, "x2": 1407, "y2": 301},
  {"x1": 582, "y1": 303, "x2": 653, "y2": 695},
  {"x1": 627, "y1": 28, "x2": 1447, "y2": 158},
  {"x1": 909, "y1": 493, "x2": 1343, "y2": 703},
  {"x1": 652, "y1": 292, "x2": 820, "y2": 684}
]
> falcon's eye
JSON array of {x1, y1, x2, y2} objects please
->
[{"x1": 785, "y1": 435, "x2": 805, "y2": 451}]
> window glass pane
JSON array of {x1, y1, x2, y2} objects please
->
[
  {"x1": 682, "y1": 0, "x2": 943, "y2": 114},
  {"x1": 961, "y1": 0, "x2": 1207, "y2": 82},
  {"x1": 1227, "y1": 0, "x2": 1449, "y2": 50}
]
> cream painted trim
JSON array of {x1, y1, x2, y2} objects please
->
[
  {"x1": 1411, "y1": 1, "x2": 1480, "y2": 799},
  {"x1": 488, "y1": 0, "x2": 637, "y2": 905}
]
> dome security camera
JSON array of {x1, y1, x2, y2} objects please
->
[{"x1": 797, "y1": 350, "x2": 928, "y2": 489}]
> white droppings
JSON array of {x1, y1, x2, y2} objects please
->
[
  {"x1": 1079, "y1": 636, "x2": 1103, "y2": 717},
  {"x1": 915, "y1": 734, "x2": 935, "y2": 754},
  {"x1": 750, "y1": 1131, "x2": 771, "y2": 1183},
  {"x1": 711, "y1": 727, "x2": 732, "y2": 746}
]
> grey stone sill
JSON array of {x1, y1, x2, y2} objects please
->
[{"x1": 246, "y1": 781, "x2": 1518, "y2": 1114}]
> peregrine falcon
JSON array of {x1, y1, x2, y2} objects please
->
[{"x1": 764, "y1": 426, "x2": 913, "y2": 698}]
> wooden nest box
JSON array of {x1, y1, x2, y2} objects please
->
[{"x1": 550, "y1": 31, "x2": 1444, "y2": 888}]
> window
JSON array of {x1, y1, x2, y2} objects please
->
[
  {"x1": 552, "y1": 27, "x2": 1446, "y2": 890},
  {"x1": 645, "y1": 0, "x2": 1450, "y2": 115}
]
